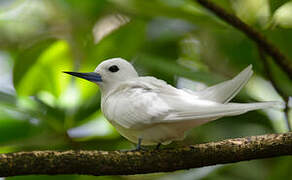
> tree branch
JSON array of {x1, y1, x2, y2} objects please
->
[
  {"x1": 196, "y1": 0, "x2": 292, "y2": 81},
  {"x1": 1, "y1": 132, "x2": 292, "y2": 177}
]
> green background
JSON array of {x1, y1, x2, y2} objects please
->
[{"x1": 0, "y1": 0, "x2": 291, "y2": 179}]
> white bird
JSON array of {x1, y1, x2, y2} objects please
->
[{"x1": 64, "y1": 58, "x2": 282, "y2": 149}]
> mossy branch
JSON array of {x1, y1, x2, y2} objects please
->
[
  {"x1": 196, "y1": 0, "x2": 292, "y2": 80},
  {"x1": 0, "y1": 132, "x2": 292, "y2": 177}
]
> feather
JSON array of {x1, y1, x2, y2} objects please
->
[
  {"x1": 103, "y1": 75, "x2": 283, "y2": 129},
  {"x1": 102, "y1": 78, "x2": 172, "y2": 129},
  {"x1": 196, "y1": 65, "x2": 253, "y2": 103},
  {"x1": 80, "y1": 58, "x2": 285, "y2": 145},
  {"x1": 164, "y1": 101, "x2": 283, "y2": 122}
]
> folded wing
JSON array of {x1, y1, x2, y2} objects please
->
[
  {"x1": 107, "y1": 78, "x2": 173, "y2": 129},
  {"x1": 108, "y1": 75, "x2": 282, "y2": 130}
]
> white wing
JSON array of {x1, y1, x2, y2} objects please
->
[
  {"x1": 104, "y1": 75, "x2": 281, "y2": 129},
  {"x1": 103, "y1": 77, "x2": 174, "y2": 129}
]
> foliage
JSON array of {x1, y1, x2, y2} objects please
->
[{"x1": 0, "y1": 0, "x2": 291, "y2": 179}]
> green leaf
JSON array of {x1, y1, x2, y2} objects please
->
[
  {"x1": 231, "y1": 0, "x2": 270, "y2": 25},
  {"x1": 63, "y1": 0, "x2": 107, "y2": 20},
  {"x1": 13, "y1": 39, "x2": 56, "y2": 88},
  {"x1": 110, "y1": 0, "x2": 226, "y2": 28},
  {"x1": 271, "y1": 1, "x2": 292, "y2": 28},
  {"x1": 6, "y1": 175, "x2": 79, "y2": 180},
  {"x1": 0, "y1": 109, "x2": 41, "y2": 145},
  {"x1": 0, "y1": 91, "x2": 17, "y2": 106},
  {"x1": 269, "y1": 156, "x2": 292, "y2": 180},
  {"x1": 136, "y1": 54, "x2": 222, "y2": 85},
  {"x1": 72, "y1": 20, "x2": 146, "y2": 101},
  {"x1": 270, "y1": 0, "x2": 291, "y2": 13},
  {"x1": 73, "y1": 91, "x2": 101, "y2": 123},
  {"x1": 14, "y1": 40, "x2": 73, "y2": 97},
  {"x1": 86, "y1": 20, "x2": 146, "y2": 64}
]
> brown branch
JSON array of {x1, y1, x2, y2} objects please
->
[
  {"x1": 1, "y1": 132, "x2": 292, "y2": 177},
  {"x1": 196, "y1": 0, "x2": 292, "y2": 81},
  {"x1": 258, "y1": 47, "x2": 291, "y2": 131}
]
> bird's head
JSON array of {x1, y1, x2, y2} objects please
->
[{"x1": 64, "y1": 58, "x2": 138, "y2": 94}]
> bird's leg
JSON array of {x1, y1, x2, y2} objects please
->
[
  {"x1": 120, "y1": 138, "x2": 145, "y2": 152},
  {"x1": 155, "y1": 143, "x2": 162, "y2": 150},
  {"x1": 119, "y1": 138, "x2": 145, "y2": 152},
  {"x1": 136, "y1": 137, "x2": 143, "y2": 150}
]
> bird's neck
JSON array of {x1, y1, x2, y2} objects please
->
[{"x1": 99, "y1": 82, "x2": 121, "y2": 100}]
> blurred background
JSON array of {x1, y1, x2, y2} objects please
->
[{"x1": 0, "y1": 0, "x2": 292, "y2": 179}]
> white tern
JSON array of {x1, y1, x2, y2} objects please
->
[{"x1": 64, "y1": 58, "x2": 282, "y2": 149}]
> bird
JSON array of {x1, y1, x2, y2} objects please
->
[{"x1": 64, "y1": 58, "x2": 283, "y2": 150}]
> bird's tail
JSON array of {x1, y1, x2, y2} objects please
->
[
  {"x1": 165, "y1": 101, "x2": 284, "y2": 133},
  {"x1": 165, "y1": 101, "x2": 284, "y2": 122},
  {"x1": 227, "y1": 101, "x2": 284, "y2": 113},
  {"x1": 197, "y1": 65, "x2": 253, "y2": 103},
  {"x1": 202, "y1": 101, "x2": 285, "y2": 121}
]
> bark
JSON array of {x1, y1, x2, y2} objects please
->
[{"x1": 0, "y1": 132, "x2": 292, "y2": 177}]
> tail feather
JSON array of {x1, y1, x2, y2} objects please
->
[
  {"x1": 197, "y1": 65, "x2": 253, "y2": 103},
  {"x1": 164, "y1": 101, "x2": 284, "y2": 122},
  {"x1": 227, "y1": 101, "x2": 285, "y2": 111}
]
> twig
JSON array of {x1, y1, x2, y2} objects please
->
[
  {"x1": 0, "y1": 132, "x2": 292, "y2": 177},
  {"x1": 196, "y1": 0, "x2": 292, "y2": 81},
  {"x1": 258, "y1": 47, "x2": 291, "y2": 131}
]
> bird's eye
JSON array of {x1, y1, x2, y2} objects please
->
[{"x1": 108, "y1": 65, "x2": 119, "y2": 73}]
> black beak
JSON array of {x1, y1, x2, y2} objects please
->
[{"x1": 63, "y1": 72, "x2": 102, "y2": 82}]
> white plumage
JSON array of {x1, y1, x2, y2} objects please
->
[{"x1": 65, "y1": 58, "x2": 283, "y2": 146}]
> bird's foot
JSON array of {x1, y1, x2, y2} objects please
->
[
  {"x1": 155, "y1": 143, "x2": 162, "y2": 150},
  {"x1": 134, "y1": 137, "x2": 146, "y2": 151},
  {"x1": 120, "y1": 137, "x2": 146, "y2": 152}
]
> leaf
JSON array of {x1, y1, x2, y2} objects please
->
[
  {"x1": 63, "y1": 0, "x2": 107, "y2": 20},
  {"x1": 231, "y1": 0, "x2": 270, "y2": 25},
  {"x1": 271, "y1": 1, "x2": 292, "y2": 28},
  {"x1": 136, "y1": 54, "x2": 222, "y2": 85},
  {"x1": 0, "y1": 108, "x2": 42, "y2": 145},
  {"x1": 14, "y1": 40, "x2": 73, "y2": 97},
  {"x1": 0, "y1": 91, "x2": 16, "y2": 106},
  {"x1": 72, "y1": 20, "x2": 146, "y2": 101},
  {"x1": 6, "y1": 175, "x2": 79, "y2": 180},
  {"x1": 13, "y1": 39, "x2": 56, "y2": 88},
  {"x1": 93, "y1": 13, "x2": 130, "y2": 44},
  {"x1": 73, "y1": 91, "x2": 101, "y2": 123},
  {"x1": 0, "y1": 118, "x2": 33, "y2": 144},
  {"x1": 270, "y1": 0, "x2": 291, "y2": 13},
  {"x1": 269, "y1": 156, "x2": 292, "y2": 180},
  {"x1": 85, "y1": 20, "x2": 146, "y2": 64},
  {"x1": 110, "y1": 0, "x2": 226, "y2": 28}
]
